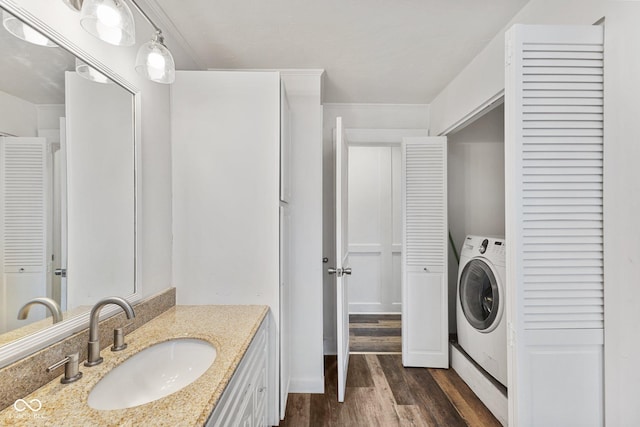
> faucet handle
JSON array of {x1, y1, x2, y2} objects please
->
[
  {"x1": 47, "y1": 352, "x2": 83, "y2": 384},
  {"x1": 111, "y1": 327, "x2": 128, "y2": 352}
]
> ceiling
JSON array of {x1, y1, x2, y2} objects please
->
[
  {"x1": 149, "y1": 0, "x2": 529, "y2": 104},
  {"x1": 0, "y1": 10, "x2": 75, "y2": 105}
]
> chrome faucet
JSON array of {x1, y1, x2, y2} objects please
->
[
  {"x1": 17, "y1": 297, "x2": 63, "y2": 324},
  {"x1": 85, "y1": 296, "x2": 135, "y2": 367}
]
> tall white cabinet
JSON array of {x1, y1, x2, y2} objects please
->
[{"x1": 171, "y1": 71, "x2": 290, "y2": 425}]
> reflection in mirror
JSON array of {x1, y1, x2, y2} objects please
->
[{"x1": 0, "y1": 7, "x2": 135, "y2": 349}]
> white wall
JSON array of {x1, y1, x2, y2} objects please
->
[
  {"x1": 281, "y1": 72, "x2": 325, "y2": 393},
  {"x1": 429, "y1": 1, "x2": 640, "y2": 423},
  {"x1": 3, "y1": 0, "x2": 181, "y2": 300},
  {"x1": 323, "y1": 103, "x2": 429, "y2": 352},
  {"x1": 0, "y1": 90, "x2": 37, "y2": 136},
  {"x1": 447, "y1": 104, "x2": 504, "y2": 334},
  {"x1": 347, "y1": 145, "x2": 402, "y2": 313}
]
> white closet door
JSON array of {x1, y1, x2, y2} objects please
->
[
  {"x1": 505, "y1": 24, "x2": 604, "y2": 427},
  {"x1": 401, "y1": 136, "x2": 448, "y2": 368},
  {"x1": 0, "y1": 137, "x2": 48, "y2": 331}
]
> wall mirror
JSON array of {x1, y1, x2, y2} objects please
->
[{"x1": 0, "y1": 5, "x2": 137, "y2": 366}]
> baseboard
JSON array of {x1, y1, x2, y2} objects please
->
[
  {"x1": 450, "y1": 344, "x2": 508, "y2": 426},
  {"x1": 289, "y1": 376, "x2": 325, "y2": 394}
]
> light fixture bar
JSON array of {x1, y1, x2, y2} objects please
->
[
  {"x1": 126, "y1": 0, "x2": 161, "y2": 34},
  {"x1": 64, "y1": 0, "x2": 175, "y2": 83}
]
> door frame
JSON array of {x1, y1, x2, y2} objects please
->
[{"x1": 325, "y1": 128, "x2": 428, "y2": 354}]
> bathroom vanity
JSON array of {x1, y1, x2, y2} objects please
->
[{"x1": 0, "y1": 305, "x2": 270, "y2": 426}]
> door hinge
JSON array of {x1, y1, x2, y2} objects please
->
[{"x1": 505, "y1": 38, "x2": 513, "y2": 67}]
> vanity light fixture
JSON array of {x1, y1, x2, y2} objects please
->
[
  {"x1": 79, "y1": 0, "x2": 136, "y2": 46},
  {"x1": 76, "y1": 58, "x2": 112, "y2": 84},
  {"x1": 134, "y1": 30, "x2": 175, "y2": 84},
  {"x1": 2, "y1": 11, "x2": 58, "y2": 47},
  {"x1": 65, "y1": 0, "x2": 175, "y2": 84}
]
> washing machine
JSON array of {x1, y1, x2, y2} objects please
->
[{"x1": 456, "y1": 235, "x2": 507, "y2": 386}]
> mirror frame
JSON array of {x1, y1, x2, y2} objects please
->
[{"x1": 0, "y1": 0, "x2": 141, "y2": 368}]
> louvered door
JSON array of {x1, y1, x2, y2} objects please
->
[
  {"x1": 0, "y1": 137, "x2": 48, "y2": 332},
  {"x1": 505, "y1": 24, "x2": 604, "y2": 426},
  {"x1": 401, "y1": 136, "x2": 447, "y2": 368}
]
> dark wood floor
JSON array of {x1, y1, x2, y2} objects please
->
[
  {"x1": 280, "y1": 354, "x2": 501, "y2": 427},
  {"x1": 349, "y1": 314, "x2": 401, "y2": 353}
]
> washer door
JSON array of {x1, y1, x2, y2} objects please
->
[{"x1": 459, "y1": 258, "x2": 501, "y2": 332}]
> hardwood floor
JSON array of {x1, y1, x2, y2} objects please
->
[
  {"x1": 280, "y1": 354, "x2": 501, "y2": 427},
  {"x1": 349, "y1": 314, "x2": 401, "y2": 353}
]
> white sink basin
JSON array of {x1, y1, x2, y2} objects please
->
[{"x1": 88, "y1": 338, "x2": 216, "y2": 410}]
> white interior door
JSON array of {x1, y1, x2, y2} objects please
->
[
  {"x1": 401, "y1": 137, "x2": 448, "y2": 368},
  {"x1": 333, "y1": 116, "x2": 351, "y2": 402}
]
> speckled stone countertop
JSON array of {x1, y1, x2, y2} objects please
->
[{"x1": 0, "y1": 305, "x2": 269, "y2": 426}]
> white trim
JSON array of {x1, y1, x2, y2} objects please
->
[
  {"x1": 345, "y1": 128, "x2": 428, "y2": 146},
  {"x1": 438, "y1": 91, "x2": 504, "y2": 136},
  {"x1": 288, "y1": 377, "x2": 325, "y2": 394},
  {"x1": 451, "y1": 344, "x2": 508, "y2": 426}
]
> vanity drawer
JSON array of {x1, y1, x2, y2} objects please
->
[{"x1": 206, "y1": 318, "x2": 268, "y2": 427}]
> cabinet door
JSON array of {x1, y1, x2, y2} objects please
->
[
  {"x1": 505, "y1": 24, "x2": 604, "y2": 426},
  {"x1": 401, "y1": 137, "x2": 448, "y2": 368}
]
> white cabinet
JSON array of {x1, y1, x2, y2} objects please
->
[
  {"x1": 206, "y1": 318, "x2": 269, "y2": 427},
  {"x1": 171, "y1": 70, "x2": 291, "y2": 424}
]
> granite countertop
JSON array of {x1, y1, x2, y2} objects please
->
[{"x1": 0, "y1": 305, "x2": 269, "y2": 426}]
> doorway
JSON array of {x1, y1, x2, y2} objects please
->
[{"x1": 347, "y1": 144, "x2": 402, "y2": 353}]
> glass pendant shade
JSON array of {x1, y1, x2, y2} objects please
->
[
  {"x1": 80, "y1": 0, "x2": 135, "y2": 46},
  {"x1": 75, "y1": 58, "x2": 111, "y2": 84},
  {"x1": 135, "y1": 34, "x2": 175, "y2": 84},
  {"x1": 2, "y1": 11, "x2": 57, "y2": 47},
  {"x1": 62, "y1": 0, "x2": 84, "y2": 12}
]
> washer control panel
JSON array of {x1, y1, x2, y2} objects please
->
[{"x1": 461, "y1": 235, "x2": 506, "y2": 258}]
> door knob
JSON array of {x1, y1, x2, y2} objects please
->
[
  {"x1": 343, "y1": 268, "x2": 352, "y2": 275},
  {"x1": 54, "y1": 268, "x2": 67, "y2": 278},
  {"x1": 328, "y1": 267, "x2": 338, "y2": 275}
]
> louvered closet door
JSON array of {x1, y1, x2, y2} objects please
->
[
  {"x1": 401, "y1": 137, "x2": 447, "y2": 368},
  {"x1": 505, "y1": 24, "x2": 604, "y2": 427},
  {"x1": 0, "y1": 137, "x2": 48, "y2": 332}
]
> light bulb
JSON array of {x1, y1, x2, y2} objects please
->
[
  {"x1": 80, "y1": 0, "x2": 135, "y2": 46},
  {"x1": 96, "y1": 4, "x2": 121, "y2": 27},
  {"x1": 146, "y1": 50, "x2": 166, "y2": 80}
]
